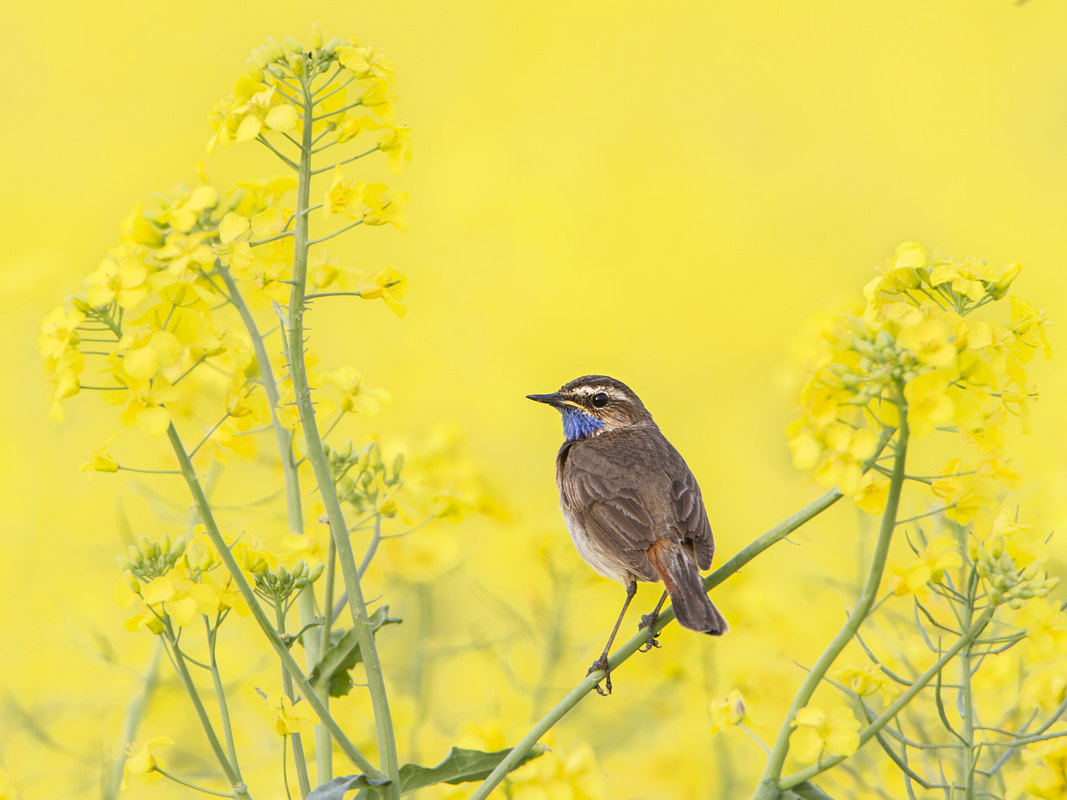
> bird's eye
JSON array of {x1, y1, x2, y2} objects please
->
[{"x1": 591, "y1": 392, "x2": 609, "y2": 408}]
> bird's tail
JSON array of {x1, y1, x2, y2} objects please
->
[{"x1": 648, "y1": 539, "x2": 728, "y2": 635}]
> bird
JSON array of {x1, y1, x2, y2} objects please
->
[{"x1": 527, "y1": 374, "x2": 727, "y2": 694}]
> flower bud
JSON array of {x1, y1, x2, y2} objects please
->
[
  {"x1": 128, "y1": 545, "x2": 145, "y2": 564},
  {"x1": 265, "y1": 37, "x2": 285, "y2": 60},
  {"x1": 251, "y1": 48, "x2": 268, "y2": 68},
  {"x1": 989, "y1": 263, "x2": 1022, "y2": 300},
  {"x1": 284, "y1": 35, "x2": 304, "y2": 54},
  {"x1": 309, "y1": 563, "x2": 325, "y2": 582},
  {"x1": 325, "y1": 37, "x2": 340, "y2": 54},
  {"x1": 288, "y1": 54, "x2": 305, "y2": 76},
  {"x1": 245, "y1": 61, "x2": 265, "y2": 82},
  {"x1": 117, "y1": 557, "x2": 133, "y2": 571},
  {"x1": 311, "y1": 23, "x2": 323, "y2": 50},
  {"x1": 161, "y1": 534, "x2": 171, "y2": 555}
]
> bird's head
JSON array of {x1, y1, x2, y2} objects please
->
[{"x1": 527, "y1": 375, "x2": 652, "y2": 441}]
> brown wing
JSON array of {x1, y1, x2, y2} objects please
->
[{"x1": 670, "y1": 467, "x2": 714, "y2": 570}]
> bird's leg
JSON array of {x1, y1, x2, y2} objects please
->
[
  {"x1": 588, "y1": 577, "x2": 637, "y2": 696},
  {"x1": 638, "y1": 590, "x2": 669, "y2": 652}
]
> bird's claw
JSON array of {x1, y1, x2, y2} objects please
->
[
  {"x1": 638, "y1": 613, "x2": 661, "y2": 652},
  {"x1": 587, "y1": 656, "x2": 612, "y2": 696}
]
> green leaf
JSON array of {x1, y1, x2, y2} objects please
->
[
  {"x1": 309, "y1": 745, "x2": 549, "y2": 800},
  {"x1": 791, "y1": 781, "x2": 838, "y2": 800},
  {"x1": 398, "y1": 744, "x2": 550, "y2": 794},
  {"x1": 308, "y1": 606, "x2": 402, "y2": 698},
  {"x1": 306, "y1": 773, "x2": 390, "y2": 800}
]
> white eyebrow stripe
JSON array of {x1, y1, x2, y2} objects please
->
[{"x1": 566, "y1": 385, "x2": 620, "y2": 397}]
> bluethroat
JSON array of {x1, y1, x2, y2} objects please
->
[{"x1": 528, "y1": 375, "x2": 728, "y2": 695}]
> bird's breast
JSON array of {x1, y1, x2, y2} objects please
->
[{"x1": 558, "y1": 501, "x2": 631, "y2": 585}]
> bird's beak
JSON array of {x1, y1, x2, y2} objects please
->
[{"x1": 526, "y1": 392, "x2": 562, "y2": 407}]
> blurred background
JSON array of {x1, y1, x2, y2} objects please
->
[{"x1": 3, "y1": 1, "x2": 1067, "y2": 797}]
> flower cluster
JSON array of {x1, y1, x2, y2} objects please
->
[
  {"x1": 208, "y1": 25, "x2": 412, "y2": 179},
  {"x1": 787, "y1": 242, "x2": 1050, "y2": 512},
  {"x1": 40, "y1": 26, "x2": 411, "y2": 452},
  {"x1": 115, "y1": 533, "x2": 254, "y2": 634}
]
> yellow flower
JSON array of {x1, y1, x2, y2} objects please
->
[
  {"x1": 116, "y1": 328, "x2": 182, "y2": 382},
  {"x1": 862, "y1": 241, "x2": 926, "y2": 303},
  {"x1": 928, "y1": 260, "x2": 987, "y2": 302},
  {"x1": 378, "y1": 120, "x2": 412, "y2": 175},
  {"x1": 44, "y1": 348, "x2": 83, "y2": 422},
  {"x1": 337, "y1": 41, "x2": 395, "y2": 83},
  {"x1": 888, "y1": 534, "x2": 962, "y2": 597},
  {"x1": 1015, "y1": 598, "x2": 1067, "y2": 659},
  {"x1": 265, "y1": 694, "x2": 318, "y2": 736},
  {"x1": 38, "y1": 307, "x2": 85, "y2": 359},
  {"x1": 322, "y1": 365, "x2": 393, "y2": 415},
  {"x1": 218, "y1": 212, "x2": 250, "y2": 244},
  {"x1": 833, "y1": 660, "x2": 900, "y2": 703},
  {"x1": 895, "y1": 316, "x2": 957, "y2": 370},
  {"x1": 709, "y1": 689, "x2": 747, "y2": 734},
  {"x1": 121, "y1": 737, "x2": 173, "y2": 791},
  {"x1": 324, "y1": 166, "x2": 366, "y2": 219},
  {"x1": 1018, "y1": 723, "x2": 1067, "y2": 800},
  {"x1": 789, "y1": 705, "x2": 860, "y2": 764},
  {"x1": 155, "y1": 231, "x2": 214, "y2": 279},
  {"x1": 1008, "y1": 296, "x2": 1052, "y2": 360},
  {"x1": 509, "y1": 742, "x2": 604, "y2": 800},
  {"x1": 903, "y1": 370, "x2": 954, "y2": 437},
  {"x1": 86, "y1": 247, "x2": 150, "y2": 309},
  {"x1": 159, "y1": 182, "x2": 218, "y2": 233},
  {"x1": 362, "y1": 183, "x2": 409, "y2": 231},
  {"x1": 359, "y1": 267, "x2": 407, "y2": 317},
  {"x1": 81, "y1": 435, "x2": 120, "y2": 473},
  {"x1": 117, "y1": 376, "x2": 178, "y2": 436}
]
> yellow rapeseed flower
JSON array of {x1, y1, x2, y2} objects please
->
[
  {"x1": 789, "y1": 705, "x2": 860, "y2": 764},
  {"x1": 265, "y1": 694, "x2": 318, "y2": 737},
  {"x1": 709, "y1": 689, "x2": 747, "y2": 734},
  {"x1": 888, "y1": 534, "x2": 962, "y2": 597},
  {"x1": 121, "y1": 737, "x2": 173, "y2": 791}
]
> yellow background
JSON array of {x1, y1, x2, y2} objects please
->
[{"x1": 3, "y1": 1, "x2": 1067, "y2": 797}]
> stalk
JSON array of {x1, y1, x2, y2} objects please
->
[
  {"x1": 165, "y1": 422, "x2": 381, "y2": 779},
  {"x1": 287, "y1": 74, "x2": 399, "y2": 797},
  {"x1": 752, "y1": 406, "x2": 910, "y2": 800}
]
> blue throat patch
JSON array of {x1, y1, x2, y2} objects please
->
[{"x1": 560, "y1": 406, "x2": 605, "y2": 441}]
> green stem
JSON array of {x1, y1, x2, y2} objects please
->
[
  {"x1": 276, "y1": 605, "x2": 312, "y2": 799},
  {"x1": 218, "y1": 265, "x2": 335, "y2": 783},
  {"x1": 163, "y1": 621, "x2": 250, "y2": 799},
  {"x1": 152, "y1": 766, "x2": 237, "y2": 798},
  {"x1": 753, "y1": 411, "x2": 909, "y2": 800},
  {"x1": 959, "y1": 568, "x2": 977, "y2": 799},
  {"x1": 469, "y1": 487, "x2": 845, "y2": 800},
  {"x1": 165, "y1": 422, "x2": 382, "y2": 780},
  {"x1": 205, "y1": 617, "x2": 241, "y2": 777},
  {"x1": 777, "y1": 608, "x2": 995, "y2": 790},
  {"x1": 288, "y1": 78, "x2": 400, "y2": 797},
  {"x1": 216, "y1": 265, "x2": 303, "y2": 535}
]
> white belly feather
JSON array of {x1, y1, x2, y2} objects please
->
[{"x1": 560, "y1": 503, "x2": 630, "y2": 584}]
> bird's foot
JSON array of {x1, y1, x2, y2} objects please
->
[
  {"x1": 638, "y1": 612, "x2": 661, "y2": 652},
  {"x1": 587, "y1": 656, "x2": 612, "y2": 696}
]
